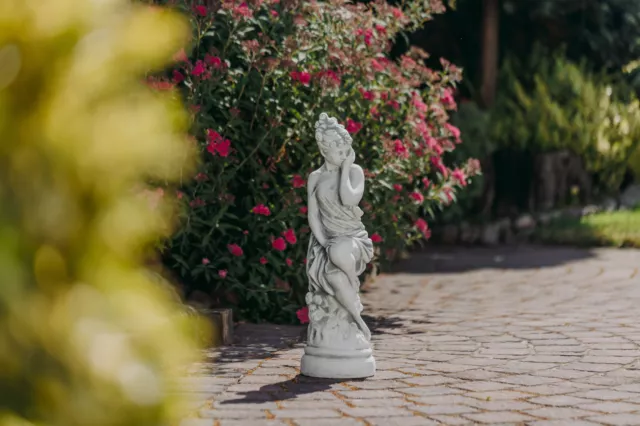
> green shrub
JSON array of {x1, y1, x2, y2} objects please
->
[
  {"x1": 490, "y1": 45, "x2": 640, "y2": 193},
  {"x1": 148, "y1": 0, "x2": 478, "y2": 323},
  {"x1": 0, "y1": 1, "x2": 203, "y2": 425}
]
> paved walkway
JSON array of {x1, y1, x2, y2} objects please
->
[{"x1": 179, "y1": 246, "x2": 640, "y2": 426}]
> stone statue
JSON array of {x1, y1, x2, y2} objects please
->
[{"x1": 300, "y1": 112, "x2": 376, "y2": 379}]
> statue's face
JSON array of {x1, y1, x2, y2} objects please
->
[{"x1": 321, "y1": 131, "x2": 349, "y2": 166}]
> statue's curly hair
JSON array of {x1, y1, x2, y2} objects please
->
[{"x1": 314, "y1": 113, "x2": 352, "y2": 152}]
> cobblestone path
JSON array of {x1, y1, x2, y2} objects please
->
[{"x1": 179, "y1": 246, "x2": 640, "y2": 426}]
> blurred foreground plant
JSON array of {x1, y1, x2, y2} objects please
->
[{"x1": 0, "y1": 1, "x2": 205, "y2": 425}]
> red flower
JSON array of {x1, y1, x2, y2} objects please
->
[
  {"x1": 251, "y1": 204, "x2": 271, "y2": 216},
  {"x1": 206, "y1": 129, "x2": 231, "y2": 157},
  {"x1": 282, "y1": 228, "x2": 297, "y2": 245},
  {"x1": 422, "y1": 177, "x2": 431, "y2": 188},
  {"x1": 218, "y1": 269, "x2": 228, "y2": 278},
  {"x1": 194, "y1": 5, "x2": 207, "y2": 16},
  {"x1": 270, "y1": 9, "x2": 278, "y2": 17},
  {"x1": 410, "y1": 191, "x2": 424, "y2": 203},
  {"x1": 192, "y1": 60, "x2": 206, "y2": 76},
  {"x1": 296, "y1": 306, "x2": 309, "y2": 324},
  {"x1": 452, "y1": 168, "x2": 467, "y2": 187},
  {"x1": 202, "y1": 258, "x2": 210, "y2": 265},
  {"x1": 228, "y1": 244, "x2": 244, "y2": 257},
  {"x1": 204, "y1": 54, "x2": 222, "y2": 68},
  {"x1": 358, "y1": 88, "x2": 374, "y2": 101},
  {"x1": 260, "y1": 257, "x2": 268, "y2": 265},
  {"x1": 345, "y1": 119, "x2": 362, "y2": 134},
  {"x1": 292, "y1": 175, "x2": 305, "y2": 188},
  {"x1": 393, "y1": 184, "x2": 403, "y2": 192},
  {"x1": 298, "y1": 71, "x2": 311, "y2": 85},
  {"x1": 172, "y1": 70, "x2": 185, "y2": 83},
  {"x1": 299, "y1": 206, "x2": 308, "y2": 214},
  {"x1": 286, "y1": 258, "x2": 293, "y2": 267},
  {"x1": 272, "y1": 237, "x2": 287, "y2": 251},
  {"x1": 371, "y1": 233, "x2": 383, "y2": 243},
  {"x1": 393, "y1": 139, "x2": 408, "y2": 158}
]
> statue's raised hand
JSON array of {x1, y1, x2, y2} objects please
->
[{"x1": 342, "y1": 148, "x2": 355, "y2": 170}]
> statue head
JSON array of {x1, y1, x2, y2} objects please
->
[{"x1": 314, "y1": 113, "x2": 353, "y2": 166}]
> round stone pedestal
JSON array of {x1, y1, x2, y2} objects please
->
[{"x1": 300, "y1": 346, "x2": 375, "y2": 379}]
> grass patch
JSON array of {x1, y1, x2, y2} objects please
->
[{"x1": 535, "y1": 207, "x2": 640, "y2": 248}]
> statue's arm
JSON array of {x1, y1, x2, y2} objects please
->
[
  {"x1": 339, "y1": 164, "x2": 365, "y2": 206},
  {"x1": 307, "y1": 171, "x2": 328, "y2": 247}
]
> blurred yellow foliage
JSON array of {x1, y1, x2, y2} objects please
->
[{"x1": 0, "y1": 1, "x2": 205, "y2": 425}]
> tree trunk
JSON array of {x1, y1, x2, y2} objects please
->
[{"x1": 480, "y1": 0, "x2": 499, "y2": 107}]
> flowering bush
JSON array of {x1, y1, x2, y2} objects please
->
[{"x1": 148, "y1": 0, "x2": 478, "y2": 323}]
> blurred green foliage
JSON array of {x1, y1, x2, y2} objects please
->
[
  {"x1": 490, "y1": 45, "x2": 640, "y2": 193},
  {"x1": 0, "y1": 1, "x2": 205, "y2": 425}
]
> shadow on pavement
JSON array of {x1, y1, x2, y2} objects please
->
[
  {"x1": 392, "y1": 244, "x2": 597, "y2": 274},
  {"x1": 219, "y1": 375, "x2": 359, "y2": 404}
]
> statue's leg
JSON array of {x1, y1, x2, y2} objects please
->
[
  {"x1": 328, "y1": 239, "x2": 360, "y2": 290},
  {"x1": 328, "y1": 272, "x2": 371, "y2": 340}
]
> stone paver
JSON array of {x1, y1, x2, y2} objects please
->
[{"x1": 179, "y1": 246, "x2": 640, "y2": 425}]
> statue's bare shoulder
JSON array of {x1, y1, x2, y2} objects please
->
[{"x1": 308, "y1": 169, "x2": 322, "y2": 189}]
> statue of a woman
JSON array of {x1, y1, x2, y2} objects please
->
[{"x1": 300, "y1": 113, "x2": 376, "y2": 379}]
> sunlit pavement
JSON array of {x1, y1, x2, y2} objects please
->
[{"x1": 179, "y1": 245, "x2": 640, "y2": 426}]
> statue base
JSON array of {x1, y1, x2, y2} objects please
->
[{"x1": 300, "y1": 346, "x2": 376, "y2": 379}]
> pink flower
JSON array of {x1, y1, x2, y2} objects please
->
[
  {"x1": 410, "y1": 191, "x2": 424, "y2": 203},
  {"x1": 260, "y1": 257, "x2": 268, "y2": 265},
  {"x1": 391, "y1": 7, "x2": 404, "y2": 20},
  {"x1": 272, "y1": 237, "x2": 287, "y2": 251},
  {"x1": 371, "y1": 233, "x2": 383, "y2": 243},
  {"x1": 233, "y1": 2, "x2": 252, "y2": 18},
  {"x1": 204, "y1": 54, "x2": 222, "y2": 68},
  {"x1": 299, "y1": 206, "x2": 308, "y2": 214},
  {"x1": 345, "y1": 119, "x2": 362, "y2": 134},
  {"x1": 415, "y1": 218, "x2": 430, "y2": 236},
  {"x1": 292, "y1": 175, "x2": 305, "y2": 188},
  {"x1": 441, "y1": 88, "x2": 456, "y2": 109},
  {"x1": 172, "y1": 70, "x2": 185, "y2": 83},
  {"x1": 173, "y1": 48, "x2": 188, "y2": 62},
  {"x1": 202, "y1": 258, "x2": 210, "y2": 265},
  {"x1": 286, "y1": 258, "x2": 293, "y2": 267},
  {"x1": 194, "y1": 5, "x2": 207, "y2": 16},
  {"x1": 430, "y1": 156, "x2": 448, "y2": 176},
  {"x1": 445, "y1": 123, "x2": 461, "y2": 142},
  {"x1": 218, "y1": 269, "x2": 227, "y2": 278},
  {"x1": 192, "y1": 60, "x2": 206, "y2": 76},
  {"x1": 393, "y1": 184, "x2": 403, "y2": 192},
  {"x1": 270, "y1": 9, "x2": 278, "y2": 17},
  {"x1": 296, "y1": 306, "x2": 310, "y2": 324},
  {"x1": 422, "y1": 177, "x2": 431, "y2": 188},
  {"x1": 443, "y1": 187, "x2": 454, "y2": 204},
  {"x1": 282, "y1": 228, "x2": 297, "y2": 245},
  {"x1": 371, "y1": 59, "x2": 385, "y2": 72},
  {"x1": 452, "y1": 168, "x2": 467, "y2": 187},
  {"x1": 228, "y1": 244, "x2": 244, "y2": 257},
  {"x1": 251, "y1": 204, "x2": 271, "y2": 216},
  {"x1": 375, "y1": 24, "x2": 386, "y2": 36}
]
